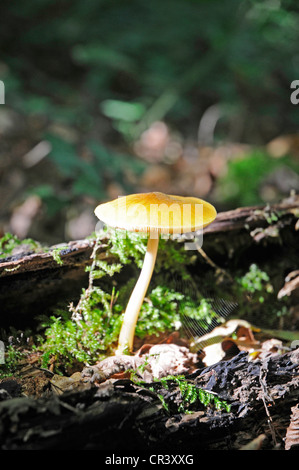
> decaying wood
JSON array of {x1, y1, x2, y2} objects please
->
[
  {"x1": 203, "y1": 194, "x2": 299, "y2": 235},
  {"x1": 0, "y1": 239, "x2": 110, "y2": 326},
  {"x1": 0, "y1": 195, "x2": 298, "y2": 326},
  {"x1": 0, "y1": 348, "x2": 298, "y2": 450},
  {"x1": 0, "y1": 196, "x2": 298, "y2": 451}
]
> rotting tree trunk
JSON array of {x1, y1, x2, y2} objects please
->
[
  {"x1": 0, "y1": 349, "x2": 298, "y2": 450},
  {"x1": 0, "y1": 196, "x2": 298, "y2": 451},
  {"x1": 0, "y1": 194, "x2": 298, "y2": 327}
]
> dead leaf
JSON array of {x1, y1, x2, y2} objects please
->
[
  {"x1": 278, "y1": 270, "x2": 299, "y2": 299},
  {"x1": 50, "y1": 372, "x2": 85, "y2": 395},
  {"x1": 189, "y1": 319, "x2": 260, "y2": 366},
  {"x1": 285, "y1": 404, "x2": 299, "y2": 450},
  {"x1": 81, "y1": 343, "x2": 198, "y2": 384},
  {"x1": 138, "y1": 343, "x2": 198, "y2": 379}
]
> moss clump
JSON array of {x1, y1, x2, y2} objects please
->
[
  {"x1": 38, "y1": 228, "x2": 290, "y2": 371},
  {"x1": 40, "y1": 234, "x2": 123, "y2": 367},
  {"x1": 232, "y1": 263, "x2": 292, "y2": 328},
  {"x1": 154, "y1": 374, "x2": 231, "y2": 414},
  {"x1": 0, "y1": 344, "x2": 25, "y2": 378},
  {"x1": 136, "y1": 287, "x2": 221, "y2": 339},
  {"x1": 236, "y1": 263, "x2": 274, "y2": 301},
  {"x1": 38, "y1": 229, "x2": 220, "y2": 370},
  {"x1": 0, "y1": 233, "x2": 67, "y2": 266},
  {"x1": 0, "y1": 233, "x2": 40, "y2": 259}
]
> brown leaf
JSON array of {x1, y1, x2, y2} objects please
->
[
  {"x1": 278, "y1": 270, "x2": 299, "y2": 299},
  {"x1": 285, "y1": 404, "x2": 299, "y2": 450},
  {"x1": 81, "y1": 343, "x2": 198, "y2": 384}
]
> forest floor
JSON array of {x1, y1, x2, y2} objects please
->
[{"x1": 0, "y1": 197, "x2": 298, "y2": 451}]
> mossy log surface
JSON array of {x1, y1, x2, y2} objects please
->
[
  {"x1": 0, "y1": 196, "x2": 298, "y2": 451},
  {"x1": 0, "y1": 195, "x2": 298, "y2": 327}
]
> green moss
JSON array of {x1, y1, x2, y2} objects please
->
[
  {"x1": 216, "y1": 150, "x2": 299, "y2": 207},
  {"x1": 129, "y1": 362, "x2": 231, "y2": 414},
  {"x1": 236, "y1": 263, "x2": 274, "y2": 301},
  {"x1": 0, "y1": 233, "x2": 67, "y2": 266},
  {"x1": 38, "y1": 231, "x2": 147, "y2": 368},
  {"x1": 228, "y1": 263, "x2": 293, "y2": 328},
  {"x1": 155, "y1": 375, "x2": 231, "y2": 414},
  {"x1": 49, "y1": 246, "x2": 68, "y2": 265},
  {"x1": 39, "y1": 230, "x2": 288, "y2": 370},
  {"x1": 38, "y1": 229, "x2": 216, "y2": 369},
  {"x1": 2, "y1": 228, "x2": 290, "y2": 373},
  {"x1": 137, "y1": 287, "x2": 221, "y2": 338},
  {"x1": 0, "y1": 232, "x2": 40, "y2": 259},
  {"x1": 0, "y1": 345, "x2": 25, "y2": 378}
]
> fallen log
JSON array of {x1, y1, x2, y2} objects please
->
[
  {"x1": 0, "y1": 348, "x2": 298, "y2": 450},
  {"x1": 0, "y1": 195, "x2": 298, "y2": 327},
  {"x1": 0, "y1": 196, "x2": 298, "y2": 451}
]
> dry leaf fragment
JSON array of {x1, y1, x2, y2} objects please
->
[
  {"x1": 81, "y1": 343, "x2": 198, "y2": 384},
  {"x1": 278, "y1": 270, "x2": 299, "y2": 299},
  {"x1": 189, "y1": 319, "x2": 260, "y2": 366},
  {"x1": 285, "y1": 404, "x2": 299, "y2": 450}
]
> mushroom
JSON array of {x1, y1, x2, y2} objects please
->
[{"x1": 95, "y1": 192, "x2": 217, "y2": 355}]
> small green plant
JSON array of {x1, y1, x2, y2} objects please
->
[
  {"x1": 137, "y1": 287, "x2": 222, "y2": 338},
  {"x1": 236, "y1": 263, "x2": 274, "y2": 303},
  {"x1": 231, "y1": 263, "x2": 293, "y2": 328},
  {"x1": 155, "y1": 375, "x2": 231, "y2": 414},
  {"x1": 217, "y1": 150, "x2": 299, "y2": 207},
  {"x1": 40, "y1": 236, "x2": 123, "y2": 367},
  {"x1": 0, "y1": 345, "x2": 25, "y2": 378},
  {"x1": 0, "y1": 233, "x2": 40, "y2": 259},
  {"x1": 49, "y1": 246, "x2": 68, "y2": 265},
  {"x1": 128, "y1": 362, "x2": 231, "y2": 414}
]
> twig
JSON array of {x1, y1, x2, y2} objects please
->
[
  {"x1": 196, "y1": 245, "x2": 234, "y2": 282},
  {"x1": 259, "y1": 358, "x2": 280, "y2": 447},
  {"x1": 70, "y1": 236, "x2": 100, "y2": 323}
]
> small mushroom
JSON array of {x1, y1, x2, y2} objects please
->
[{"x1": 95, "y1": 192, "x2": 216, "y2": 355}]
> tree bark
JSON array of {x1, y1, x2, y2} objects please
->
[
  {"x1": 0, "y1": 348, "x2": 298, "y2": 450},
  {"x1": 0, "y1": 194, "x2": 298, "y2": 327},
  {"x1": 0, "y1": 196, "x2": 298, "y2": 451}
]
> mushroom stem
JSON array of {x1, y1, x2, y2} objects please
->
[{"x1": 116, "y1": 234, "x2": 159, "y2": 355}]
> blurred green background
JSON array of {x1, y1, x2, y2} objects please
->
[{"x1": 0, "y1": 0, "x2": 298, "y2": 244}]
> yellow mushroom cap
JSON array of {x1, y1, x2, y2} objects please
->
[{"x1": 95, "y1": 192, "x2": 217, "y2": 234}]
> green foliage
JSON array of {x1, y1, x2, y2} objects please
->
[
  {"x1": 236, "y1": 263, "x2": 274, "y2": 302},
  {"x1": 2, "y1": 0, "x2": 298, "y2": 144},
  {"x1": 0, "y1": 233, "x2": 40, "y2": 259},
  {"x1": 40, "y1": 236, "x2": 124, "y2": 367},
  {"x1": 231, "y1": 263, "x2": 291, "y2": 328},
  {"x1": 137, "y1": 287, "x2": 221, "y2": 338},
  {"x1": 1, "y1": 228, "x2": 292, "y2": 370},
  {"x1": 137, "y1": 286, "x2": 184, "y2": 337},
  {"x1": 41, "y1": 300, "x2": 123, "y2": 367},
  {"x1": 108, "y1": 229, "x2": 148, "y2": 269},
  {"x1": 50, "y1": 246, "x2": 67, "y2": 266},
  {"x1": 42, "y1": 135, "x2": 146, "y2": 204},
  {"x1": 155, "y1": 375, "x2": 231, "y2": 414},
  {"x1": 1, "y1": 0, "x2": 298, "y2": 222},
  {"x1": 155, "y1": 238, "x2": 195, "y2": 281},
  {"x1": 39, "y1": 229, "x2": 220, "y2": 369},
  {"x1": 0, "y1": 233, "x2": 68, "y2": 267},
  {"x1": 129, "y1": 363, "x2": 231, "y2": 414},
  {"x1": 216, "y1": 150, "x2": 299, "y2": 207},
  {"x1": 0, "y1": 345, "x2": 25, "y2": 379},
  {"x1": 38, "y1": 231, "x2": 147, "y2": 367}
]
